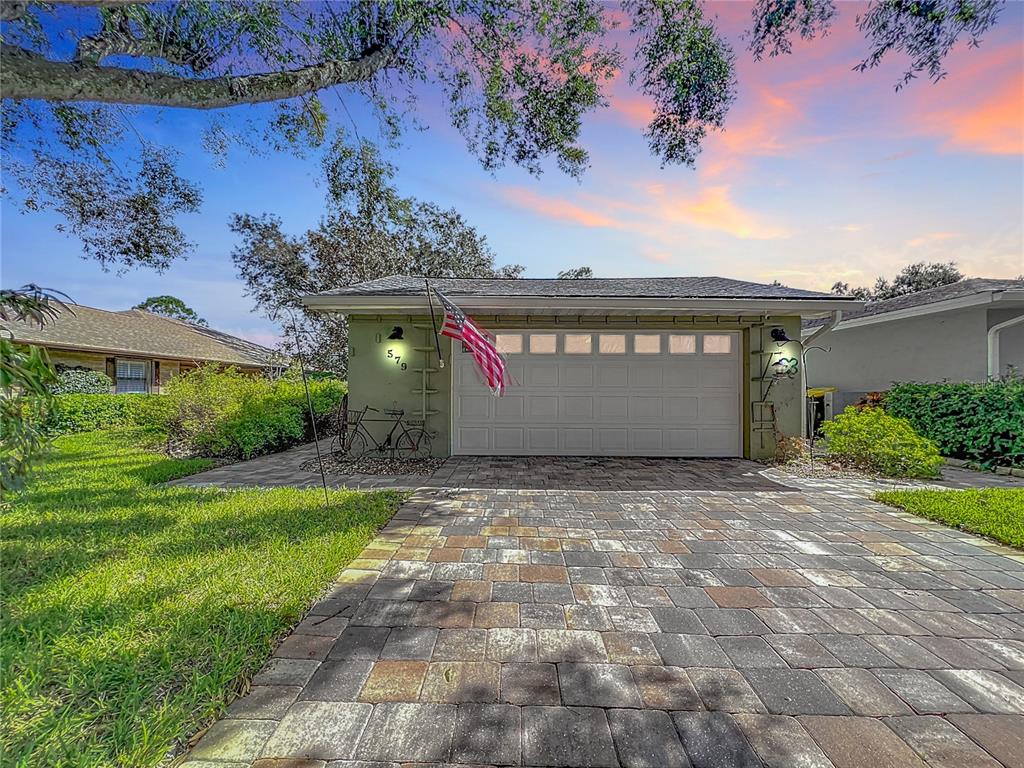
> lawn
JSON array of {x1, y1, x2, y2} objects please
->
[
  {"x1": 0, "y1": 431, "x2": 402, "y2": 767},
  {"x1": 875, "y1": 488, "x2": 1024, "y2": 549}
]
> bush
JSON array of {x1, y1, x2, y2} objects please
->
[
  {"x1": 885, "y1": 378, "x2": 1024, "y2": 468},
  {"x1": 158, "y1": 365, "x2": 346, "y2": 459},
  {"x1": 820, "y1": 406, "x2": 943, "y2": 478},
  {"x1": 47, "y1": 393, "x2": 158, "y2": 434},
  {"x1": 50, "y1": 368, "x2": 112, "y2": 394}
]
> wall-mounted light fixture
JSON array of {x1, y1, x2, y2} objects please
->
[
  {"x1": 387, "y1": 326, "x2": 404, "y2": 340},
  {"x1": 770, "y1": 327, "x2": 791, "y2": 344}
]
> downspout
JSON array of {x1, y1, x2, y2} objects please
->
[
  {"x1": 804, "y1": 309, "x2": 843, "y2": 349},
  {"x1": 987, "y1": 314, "x2": 1024, "y2": 378}
]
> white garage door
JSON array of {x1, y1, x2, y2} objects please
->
[{"x1": 452, "y1": 330, "x2": 741, "y2": 456}]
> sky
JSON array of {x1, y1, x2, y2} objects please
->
[{"x1": 2, "y1": 1, "x2": 1022, "y2": 347}]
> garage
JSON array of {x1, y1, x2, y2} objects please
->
[{"x1": 452, "y1": 330, "x2": 741, "y2": 456}]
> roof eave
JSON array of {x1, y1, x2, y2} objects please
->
[{"x1": 302, "y1": 293, "x2": 862, "y2": 316}]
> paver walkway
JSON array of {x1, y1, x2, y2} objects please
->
[{"x1": 180, "y1": 472, "x2": 1024, "y2": 767}]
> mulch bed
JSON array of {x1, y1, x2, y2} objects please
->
[{"x1": 301, "y1": 453, "x2": 447, "y2": 477}]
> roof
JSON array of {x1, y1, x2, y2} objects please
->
[
  {"x1": 317, "y1": 275, "x2": 850, "y2": 300},
  {"x1": 803, "y1": 278, "x2": 1024, "y2": 329},
  {"x1": 1, "y1": 303, "x2": 279, "y2": 367}
]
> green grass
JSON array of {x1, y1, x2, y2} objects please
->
[
  {"x1": 1, "y1": 430, "x2": 402, "y2": 767},
  {"x1": 875, "y1": 488, "x2": 1024, "y2": 549}
]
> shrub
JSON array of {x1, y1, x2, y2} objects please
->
[
  {"x1": 47, "y1": 393, "x2": 157, "y2": 434},
  {"x1": 158, "y1": 365, "x2": 345, "y2": 459},
  {"x1": 885, "y1": 378, "x2": 1024, "y2": 468},
  {"x1": 820, "y1": 406, "x2": 943, "y2": 478},
  {"x1": 50, "y1": 368, "x2": 112, "y2": 394}
]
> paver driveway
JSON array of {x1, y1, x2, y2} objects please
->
[{"x1": 181, "y1": 472, "x2": 1024, "y2": 768}]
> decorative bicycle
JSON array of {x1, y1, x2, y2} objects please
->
[{"x1": 339, "y1": 405, "x2": 432, "y2": 459}]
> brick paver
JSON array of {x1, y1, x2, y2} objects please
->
[{"x1": 181, "y1": 461, "x2": 1024, "y2": 767}]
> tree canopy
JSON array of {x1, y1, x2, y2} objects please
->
[
  {"x1": 831, "y1": 261, "x2": 964, "y2": 301},
  {"x1": 133, "y1": 295, "x2": 208, "y2": 326},
  {"x1": 1, "y1": 0, "x2": 1006, "y2": 272},
  {"x1": 230, "y1": 132, "x2": 523, "y2": 370},
  {"x1": 557, "y1": 267, "x2": 594, "y2": 279}
]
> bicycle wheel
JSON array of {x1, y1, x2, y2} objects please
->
[
  {"x1": 344, "y1": 431, "x2": 369, "y2": 458},
  {"x1": 395, "y1": 428, "x2": 432, "y2": 459}
]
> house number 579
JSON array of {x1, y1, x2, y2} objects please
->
[{"x1": 387, "y1": 349, "x2": 408, "y2": 370}]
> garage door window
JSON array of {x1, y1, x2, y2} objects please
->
[
  {"x1": 529, "y1": 334, "x2": 557, "y2": 354},
  {"x1": 634, "y1": 334, "x2": 661, "y2": 354},
  {"x1": 669, "y1": 334, "x2": 697, "y2": 354},
  {"x1": 564, "y1": 334, "x2": 592, "y2": 354},
  {"x1": 496, "y1": 334, "x2": 522, "y2": 354},
  {"x1": 703, "y1": 334, "x2": 733, "y2": 354},
  {"x1": 598, "y1": 334, "x2": 626, "y2": 354}
]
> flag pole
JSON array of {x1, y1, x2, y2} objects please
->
[{"x1": 425, "y1": 279, "x2": 444, "y2": 368}]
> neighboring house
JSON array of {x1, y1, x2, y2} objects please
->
[
  {"x1": 304, "y1": 276, "x2": 861, "y2": 460},
  {"x1": 804, "y1": 278, "x2": 1024, "y2": 412},
  {"x1": 1, "y1": 302, "x2": 280, "y2": 394}
]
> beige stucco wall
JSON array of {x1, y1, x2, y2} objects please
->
[{"x1": 348, "y1": 314, "x2": 804, "y2": 460}]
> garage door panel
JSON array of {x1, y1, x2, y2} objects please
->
[
  {"x1": 701, "y1": 396, "x2": 738, "y2": 422},
  {"x1": 598, "y1": 396, "x2": 628, "y2": 419},
  {"x1": 630, "y1": 396, "x2": 663, "y2": 420},
  {"x1": 494, "y1": 396, "x2": 525, "y2": 419},
  {"x1": 665, "y1": 367, "x2": 699, "y2": 388},
  {"x1": 452, "y1": 330, "x2": 740, "y2": 457},
  {"x1": 564, "y1": 428, "x2": 594, "y2": 451},
  {"x1": 528, "y1": 396, "x2": 558, "y2": 419},
  {"x1": 596, "y1": 366, "x2": 628, "y2": 387},
  {"x1": 631, "y1": 429, "x2": 663, "y2": 452},
  {"x1": 528, "y1": 428, "x2": 559, "y2": 451},
  {"x1": 493, "y1": 427, "x2": 525, "y2": 451},
  {"x1": 598, "y1": 428, "x2": 627, "y2": 452},
  {"x1": 666, "y1": 397, "x2": 699, "y2": 421},
  {"x1": 528, "y1": 365, "x2": 559, "y2": 387},
  {"x1": 458, "y1": 395, "x2": 491, "y2": 420},
  {"x1": 701, "y1": 366, "x2": 737, "y2": 388},
  {"x1": 561, "y1": 395, "x2": 594, "y2": 419},
  {"x1": 630, "y1": 367, "x2": 663, "y2": 388},
  {"x1": 563, "y1": 365, "x2": 594, "y2": 387}
]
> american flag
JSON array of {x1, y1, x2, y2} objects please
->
[{"x1": 434, "y1": 288, "x2": 507, "y2": 395}]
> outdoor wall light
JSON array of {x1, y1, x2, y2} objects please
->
[
  {"x1": 770, "y1": 327, "x2": 791, "y2": 343},
  {"x1": 387, "y1": 326, "x2": 404, "y2": 340}
]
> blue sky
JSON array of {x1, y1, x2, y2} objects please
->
[{"x1": 2, "y1": 1, "x2": 1021, "y2": 347}]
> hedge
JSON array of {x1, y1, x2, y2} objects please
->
[
  {"x1": 821, "y1": 406, "x2": 943, "y2": 478},
  {"x1": 885, "y1": 378, "x2": 1024, "y2": 468},
  {"x1": 47, "y1": 393, "x2": 160, "y2": 434}
]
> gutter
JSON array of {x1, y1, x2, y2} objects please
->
[
  {"x1": 987, "y1": 314, "x2": 1024, "y2": 378},
  {"x1": 803, "y1": 310, "x2": 843, "y2": 347}
]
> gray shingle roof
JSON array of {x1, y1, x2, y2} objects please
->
[
  {"x1": 316, "y1": 275, "x2": 853, "y2": 300},
  {"x1": 803, "y1": 278, "x2": 1024, "y2": 328},
  {"x1": 1, "y1": 303, "x2": 278, "y2": 366}
]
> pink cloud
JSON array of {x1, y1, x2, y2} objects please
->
[{"x1": 499, "y1": 186, "x2": 621, "y2": 228}]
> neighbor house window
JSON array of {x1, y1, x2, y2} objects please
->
[
  {"x1": 702, "y1": 335, "x2": 732, "y2": 354},
  {"x1": 564, "y1": 334, "x2": 592, "y2": 354},
  {"x1": 529, "y1": 334, "x2": 557, "y2": 354},
  {"x1": 115, "y1": 360, "x2": 148, "y2": 394},
  {"x1": 598, "y1": 334, "x2": 626, "y2": 354},
  {"x1": 496, "y1": 334, "x2": 523, "y2": 354},
  {"x1": 634, "y1": 334, "x2": 661, "y2": 354},
  {"x1": 669, "y1": 334, "x2": 697, "y2": 354}
]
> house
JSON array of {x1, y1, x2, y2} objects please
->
[
  {"x1": 1, "y1": 302, "x2": 280, "y2": 393},
  {"x1": 304, "y1": 276, "x2": 861, "y2": 460},
  {"x1": 803, "y1": 278, "x2": 1024, "y2": 413}
]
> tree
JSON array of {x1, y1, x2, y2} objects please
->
[
  {"x1": 230, "y1": 133, "x2": 523, "y2": 371},
  {"x1": 0, "y1": 285, "x2": 67, "y2": 491},
  {"x1": 134, "y1": 295, "x2": 208, "y2": 326},
  {"x1": 831, "y1": 261, "x2": 964, "y2": 301},
  {"x1": 558, "y1": 267, "x2": 594, "y2": 279},
  {"x1": 1, "y1": 0, "x2": 1005, "y2": 272}
]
